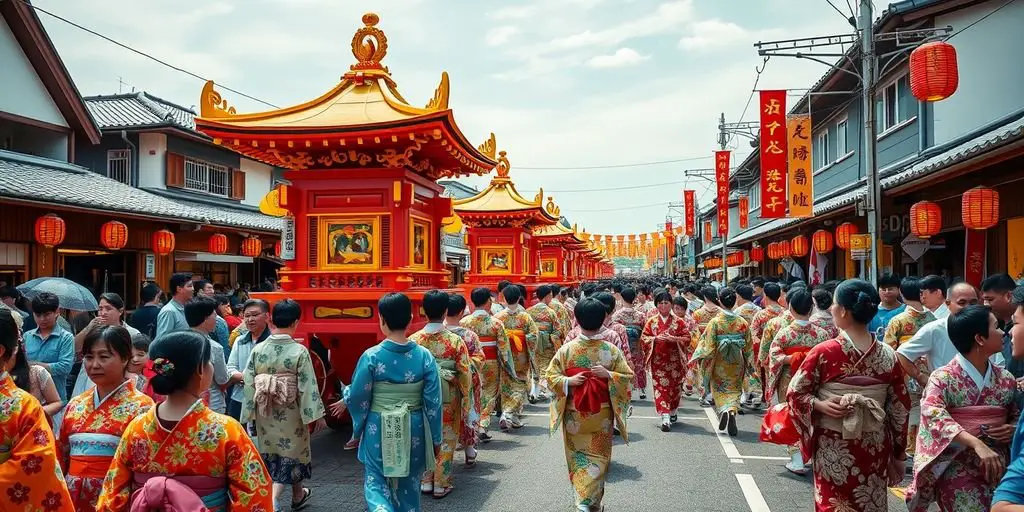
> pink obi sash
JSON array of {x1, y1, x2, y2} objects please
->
[
  {"x1": 130, "y1": 473, "x2": 227, "y2": 512},
  {"x1": 949, "y1": 405, "x2": 1008, "y2": 436}
]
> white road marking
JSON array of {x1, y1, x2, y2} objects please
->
[
  {"x1": 735, "y1": 474, "x2": 772, "y2": 512},
  {"x1": 739, "y1": 455, "x2": 790, "y2": 461},
  {"x1": 703, "y1": 407, "x2": 743, "y2": 461}
]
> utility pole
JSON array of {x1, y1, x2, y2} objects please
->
[{"x1": 859, "y1": 0, "x2": 881, "y2": 285}]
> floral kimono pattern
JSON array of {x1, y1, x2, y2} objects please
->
[
  {"x1": 691, "y1": 310, "x2": 755, "y2": 415},
  {"x1": 691, "y1": 304, "x2": 720, "y2": 337},
  {"x1": 765, "y1": 322, "x2": 830, "y2": 404},
  {"x1": 95, "y1": 400, "x2": 273, "y2": 511},
  {"x1": 641, "y1": 313, "x2": 697, "y2": 415},
  {"x1": 612, "y1": 307, "x2": 648, "y2": 391},
  {"x1": 883, "y1": 307, "x2": 935, "y2": 453},
  {"x1": 527, "y1": 302, "x2": 566, "y2": 388},
  {"x1": 240, "y1": 335, "x2": 326, "y2": 484},
  {"x1": 59, "y1": 380, "x2": 154, "y2": 512},
  {"x1": 750, "y1": 303, "x2": 785, "y2": 354},
  {"x1": 343, "y1": 340, "x2": 443, "y2": 512},
  {"x1": 787, "y1": 335, "x2": 911, "y2": 512},
  {"x1": 811, "y1": 310, "x2": 840, "y2": 340},
  {"x1": 460, "y1": 311, "x2": 517, "y2": 430},
  {"x1": 408, "y1": 328, "x2": 473, "y2": 490},
  {"x1": 546, "y1": 335, "x2": 633, "y2": 510},
  {"x1": 494, "y1": 306, "x2": 539, "y2": 415},
  {"x1": 736, "y1": 302, "x2": 762, "y2": 325},
  {"x1": 550, "y1": 300, "x2": 573, "y2": 339},
  {"x1": 906, "y1": 357, "x2": 1017, "y2": 511},
  {"x1": 757, "y1": 311, "x2": 794, "y2": 367},
  {"x1": 449, "y1": 325, "x2": 484, "y2": 446},
  {"x1": 0, "y1": 373, "x2": 74, "y2": 512},
  {"x1": 567, "y1": 323, "x2": 631, "y2": 363}
]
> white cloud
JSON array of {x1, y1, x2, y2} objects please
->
[
  {"x1": 586, "y1": 48, "x2": 648, "y2": 68},
  {"x1": 486, "y1": 26, "x2": 519, "y2": 46},
  {"x1": 542, "y1": 0, "x2": 695, "y2": 53},
  {"x1": 489, "y1": 5, "x2": 538, "y2": 20},
  {"x1": 678, "y1": 19, "x2": 783, "y2": 51}
]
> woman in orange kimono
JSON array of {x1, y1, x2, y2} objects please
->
[
  {"x1": 0, "y1": 309, "x2": 74, "y2": 512},
  {"x1": 59, "y1": 326, "x2": 154, "y2": 511},
  {"x1": 95, "y1": 331, "x2": 272, "y2": 511}
]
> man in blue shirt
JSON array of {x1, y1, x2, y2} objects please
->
[
  {"x1": 156, "y1": 272, "x2": 193, "y2": 338},
  {"x1": 192, "y1": 279, "x2": 230, "y2": 357},
  {"x1": 23, "y1": 292, "x2": 74, "y2": 401},
  {"x1": 869, "y1": 273, "x2": 905, "y2": 339},
  {"x1": 992, "y1": 285, "x2": 1024, "y2": 510}
]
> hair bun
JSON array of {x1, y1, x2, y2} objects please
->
[{"x1": 855, "y1": 291, "x2": 878, "y2": 308}]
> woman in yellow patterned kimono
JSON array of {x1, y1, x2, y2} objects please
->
[
  {"x1": 447, "y1": 294, "x2": 484, "y2": 463},
  {"x1": 547, "y1": 298, "x2": 633, "y2": 512},
  {"x1": 691, "y1": 287, "x2": 754, "y2": 437},
  {"x1": 494, "y1": 285, "x2": 538, "y2": 430},
  {"x1": 460, "y1": 287, "x2": 518, "y2": 440},
  {"x1": 527, "y1": 285, "x2": 565, "y2": 402},
  {"x1": 409, "y1": 290, "x2": 473, "y2": 499},
  {"x1": 96, "y1": 330, "x2": 273, "y2": 511}
]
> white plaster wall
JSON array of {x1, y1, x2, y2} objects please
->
[
  {"x1": 241, "y1": 158, "x2": 273, "y2": 206},
  {"x1": 0, "y1": 17, "x2": 67, "y2": 127},
  {"x1": 137, "y1": 132, "x2": 167, "y2": 188}
]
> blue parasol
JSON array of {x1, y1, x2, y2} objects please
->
[{"x1": 17, "y1": 277, "x2": 99, "y2": 312}]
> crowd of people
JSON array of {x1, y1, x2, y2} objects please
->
[{"x1": 5, "y1": 269, "x2": 1024, "y2": 511}]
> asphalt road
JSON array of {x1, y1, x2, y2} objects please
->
[{"x1": 304, "y1": 393, "x2": 911, "y2": 511}]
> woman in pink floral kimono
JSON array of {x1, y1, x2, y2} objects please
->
[{"x1": 906, "y1": 305, "x2": 1017, "y2": 512}]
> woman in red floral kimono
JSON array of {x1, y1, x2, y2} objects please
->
[
  {"x1": 641, "y1": 291, "x2": 697, "y2": 432},
  {"x1": 787, "y1": 279, "x2": 911, "y2": 512},
  {"x1": 906, "y1": 305, "x2": 1017, "y2": 511}
]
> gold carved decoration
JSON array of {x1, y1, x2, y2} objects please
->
[
  {"x1": 534, "y1": 187, "x2": 544, "y2": 205},
  {"x1": 545, "y1": 197, "x2": 561, "y2": 217},
  {"x1": 350, "y1": 13, "x2": 389, "y2": 72},
  {"x1": 495, "y1": 150, "x2": 511, "y2": 178},
  {"x1": 200, "y1": 81, "x2": 236, "y2": 119},
  {"x1": 478, "y1": 133, "x2": 496, "y2": 159},
  {"x1": 424, "y1": 72, "x2": 450, "y2": 111},
  {"x1": 377, "y1": 136, "x2": 428, "y2": 168},
  {"x1": 267, "y1": 150, "x2": 314, "y2": 170},
  {"x1": 318, "y1": 150, "x2": 373, "y2": 167}
]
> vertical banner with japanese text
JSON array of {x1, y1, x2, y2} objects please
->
[
  {"x1": 787, "y1": 115, "x2": 813, "y2": 217},
  {"x1": 738, "y1": 195, "x2": 749, "y2": 229},
  {"x1": 759, "y1": 90, "x2": 788, "y2": 218},
  {"x1": 684, "y1": 190, "x2": 696, "y2": 237},
  {"x1": 714, "y1": 151, "x2": 730, "y2": 238},
  {"x1": 964, "y1": 229, "x2": 986, "y2": 288}
]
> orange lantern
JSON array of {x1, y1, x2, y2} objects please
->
[
  {"x1": 910, "y1": 41, "x2": 958, "y2": 102},
  {"x1": 909, "y1": 200, "x2": 942, "y2": 238},
  {"x1": 208, "y1": 233, "x2": 228, "y2": 255},
  {"x1": 767, "y1": 242, "x2": 777, "y2": 260},
  {"x1": 152, "y1": 229, "x2": 175, "y2": 255},
  {"x1": 961, "y1": 186, "x2": 1000, "y2": 230},
  {"x1": 836, "y1": 222, "x2": 857, "y2": 250},
  {"x1": 750, "y1": 246, "x2": 764, "y2": 262},
  {"x1": 778, "y1": 239, "x2": 791, "y2": 259},
  {"x1": 240, "y1": 236, "x2": 262, "y2": 257},
  {"x1": 791, "y1": 235, "x2": 809, "y2": 258},
  {"x1": 34, "y1": 213, "x2": 66, "y2": 247},
  {"x1": 100, "y1": 220, "x2": 128, "y2": 250},
  {"x1": 812, "y1": 229, "x2": 834, "y2": 253},
  {"x1": 274, "y1": 241, "x2": 282, "y2": 258}
]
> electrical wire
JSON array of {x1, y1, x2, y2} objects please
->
[
  {"x1": 826, "y1": 0, "x2": 851, "y2": 22},
  {"x1": 22, "y1": 0, "x2": 279, "y2": 109},
  {"x1": 947, "y1": 0, "x2": 1016, "y2": 40}
]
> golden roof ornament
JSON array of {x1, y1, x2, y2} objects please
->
[
  {"x1": 478, "y1": 133, "x2": 497, "y2": 160},
  {"x1": 350, "y1": 13, "x2": 389, "y2": 73},
  {"x1": 545, "y1": 197, "x2": 560, "y2": 217},
  {"x1": 200, "y1": 80, "x2": 236, "y2": 119},
  {"x1": 495, "y1": 150, "x2": 511, "y2": 178}
]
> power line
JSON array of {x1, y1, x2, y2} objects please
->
[
  {"x1": 947, "y1": 0, "x2": 1016, "y2": 40},
  {"x1": 517, "y1": 155, "x2": 711, "y2": 170},
  {"x1": 23, "y1": 0, "x2": 279, "y2": 109}
]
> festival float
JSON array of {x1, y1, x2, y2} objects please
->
[
  {"x1": 532, "y1": 201, "x2": 588, "y2": 285},
  {"x1": 194, "y1": 13, "x2": 497, "y2": 416}
]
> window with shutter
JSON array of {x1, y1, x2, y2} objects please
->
[
  {"x1": 230, "y1": 168, "x2": 246, "y2": 200},
  {"x1": 166, "y1": 152, "x2": 185, "y2": 188}
]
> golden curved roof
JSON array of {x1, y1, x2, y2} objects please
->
[{"x1": 453, "y1": 150, "x2": 558, "y2": 226}]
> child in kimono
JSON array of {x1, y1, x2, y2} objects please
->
[{"x1": 344, "y1": 293, "x2": 443, "y2": 512}]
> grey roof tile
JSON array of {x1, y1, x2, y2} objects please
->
[{"x1": 84, "y1": 92, "x2": 199, "y2": 132}]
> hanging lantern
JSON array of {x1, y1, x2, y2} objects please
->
[
  {"x1": 208, "y1": 233, "x2": 228, "y2": 255},
  {"x1": 274, "y1": 241, "x2": 282, "y2": 258},
  {"x1": 909, "y1": 41, "x2": 958, "y2": 102},
  {"x1": 703, "y1": 221, "x2": 712, "y2": 243},
  {"x1": 836, "y1": 222, "x2": 858, "y2": 250},
  {"x1": 812, "y1": 229, "x2": 834, "y2": 253},
  {"x1": 152, "y1": 229, "x2": 175, "y2": 255},
  {"x1": 962, "y1": 186, "x2": 1000, "y2": 230},
  {"x1": 909, "y1": 200, "x2": 942, "y2": 238},
  {"x1": 240, "y1": 236, "x2": 262, "y2": 257},
  {"x1": 34, "y1": 214, "x2": 66, "y2": 247},
  {"x1": 767, "y1": 242, "x2": 777, "y2": 260},
  {"x1": 778, "y1": 239, "x2": 792, "y2": 259},
  {"x1": 750, "y1": 246, "x2": 764, "y2": 262},
  {"x1": 791, "y1": 235, "x2": 809, "y2": 258},
  {"x1": 100, "y1": 220, "x2": 128, "y2": 250}
]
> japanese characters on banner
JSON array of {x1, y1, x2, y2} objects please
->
[
  {"x1": 759, "y1": 90, "x2": 788, "y2": 218},
  {"x1": 684, "y1": 190, "x2": 696, "y2": 236},
  {"x1": 714, "y1": 151, "x2": 730, "y2": 237},
  {"x1": 280, "y1": 215, "x2": 296, "y2": 260},
  {"x1": 964, "y1": 229, "x2": 986, "y2": 288},
  {"x1": 738, "y1": 195, "x2": 749, "y2": 229},
  {"x1": 787, "y1": 115, "x2": 813, "y2": 217}
]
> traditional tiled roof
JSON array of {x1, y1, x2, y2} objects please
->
[
  {"x1": 727, "y1": 183, "x2": 864, "y2": 246},
  {"x1": 84, "y1": 92, "x2": 199, "y2": 132},
  {"x1": 0, "y1": 150, "x2": 283, "y2": 233}
]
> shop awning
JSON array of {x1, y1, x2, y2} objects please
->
[
  {"x1": 176, "y1": 252, "x2": 254, "y2": 264},
  {"x1": 728, "y1": 183, "x2": 864, "y2": 246}
]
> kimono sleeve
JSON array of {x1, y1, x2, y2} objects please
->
[
  {"x1": 296, "y1": 347, "x2": 327, "y2": 425},
  {"x1": 239, "y1": 344, "x2": 259, "y2": 424},
  {"x1": 343, "y1": 349, "x2": 376, "y2": 441},
  {"x1": 495, "y1": 323, "x2": 519, "y2": 380},
  {"x1": 884, "y1": 352, "x2": 912, "y2": 459},
  {"x1": 882, "y1": 319, "x2": 901, "y2": 350},
  {"x1": 56, "y1": 395, "x2": 74, "y2": 473},
  {"x1": 786, "y1": 342, "x2": 826, "y2": 461},
  {"x1": 691, "y1": 317, "x2": 719, "y2": 368},
  {"x1": 741, "y1": 324, "x2": 757, "y2": 383},
  {"x1": 914, "y1": 369, "x2": 963, "y2": 471},
  {"x1": 0, "y1": 397, "x2": 73, "y2": 512},
  {"x1": 524, "y1": 315, "x2": 540, "y2": 351},
  {"x1": 224, "y1": 419, "x2": 274, "y2": 510},
  {"x1": 420, "y1": 348, "x2": 443, "y2": 447},
  {"x1": 96, "y1": 418, "x2": 138, "y2": 511},
  {"x1": 454, "y1": 339, "x2": 474, "y2": 425},
  {"x1": 640, "y1": 317, "x2": 656, "y2": 365},
  {"x1": 545, "y1": 344, "x2": 569, "y2": 398}
]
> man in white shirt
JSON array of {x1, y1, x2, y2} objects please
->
[
  {"x1": 920, "y1": 275, "x2": 950, "y2": 320},
  {"x1": 897, "y1": 282, "x2": 979, "y2": 387}
]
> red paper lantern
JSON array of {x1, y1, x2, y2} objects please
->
[
  {"x1": 100, "y1": 221, "x2": 128, "y2": 250},
  {"x1": 750, "y1": 246, "x2": 764, "y2": 262},
  {"x1": 790, "y1": 235, "x2": 809, "y2": 258},
  {"x1": 152, "y1": 229, "x2": 175, "y2": 255},
  {"x1": 274, "y1": 241, "x2": 282, "y2": 258},
  {"x1": 778, "y1": 239, "x2": 791, "y2": 259},
  {"x1": 812, "y1": 229, "x2": 834, "y2": 254},
  {"x1": 962, "y1": 186, "x2": 1000, "y2": 230},
  {"x1": 703, "y1": 221, "x2": 713, "y2": 243},
  {"x1": 910, "y1": 41, "x2": 958, "y2": 102},
  {"x1": 34, "y1": 214, "x2": 66, "y2": 247},
  {"x1": 836, "y1": 222, "x2": 857, "y2": 250},
  {"x1": 909, "y1": 200, "x2": 942, "y2": 238},
  {"x1": 767, "y1": 242, "x2": 777, "y2": 260},
  {"x1": 208, "y1": 233, "x2": 228, "y2": 255},
  {"x1": 241, "y1": 236, "x2": 262, "y2": 257}
]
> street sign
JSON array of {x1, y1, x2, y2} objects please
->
[
  {"x1": 901, "y1": 234, "x2": 930, "y2": 262},
  {"x1": 850, "y1": 234, "x2": 872, "y2": 261},
  {"x1": 280, "y1": 216, "x2": 296, "y2": 261}
]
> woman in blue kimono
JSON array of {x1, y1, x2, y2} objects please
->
[{"x1": 344, "y1": 293, "x2": 443, "y2": 512}]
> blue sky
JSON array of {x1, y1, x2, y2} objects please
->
[{"x1": 38, "y1": 0, "x2": 864, "y2": 235}]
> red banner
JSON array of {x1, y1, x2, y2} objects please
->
[
  {"x1": 759, "y1": 90, "x2": 788, "y2": 218},
  {"x1": 684, "y1": 190, "x2": 695, "y2": 236},
  {"x1": 964, "y1": 229, "x2": 986, "y2": 288},
  {"x1": 715, "y1": 151, "x2": 730, "y2": 238},
  {"x1": 738, "y1": 195, "x2": 749, "y2": 229}
]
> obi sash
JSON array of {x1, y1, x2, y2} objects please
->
[
  {"x1": 817, "y1": 379, "x2": 888, "y2": 439},
  {"x1": 508, "y1": 329, "x2": 526, "y2": 353},
  {"x1": 370, "y1": 381, "x2": 435, "y2": 479},
  {"x1": 479, "y1": 336, "x2": 498, "y2": 360},
  {"x1": 436, "y1": 359, "x2": 457, "y2": 404},
  {"x1": 130, "y1": 473, "x2": 227, "y2": 512},
  {"x1": 535, "y1": 322, "x2": 554, "y2": 352},
  {"x1": 564, "y1": 367, "x2": 610, "y2": 415},
  {"x1": 717, "y1": 333, "x2": 746, "y2": 360},
  {"x1": 68, "y1": 432, "x2": 120, "y2": 479},
  {"x1": 252, "y1": 372, "x2": 298, "y2": 418},
  {"x1": 950, "y1": 405, "x2": 1008, "y2": 436},
  {"x1": 783, "y1": 346, "x2": 812, "y2": 373}
]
